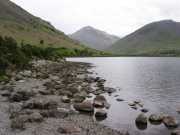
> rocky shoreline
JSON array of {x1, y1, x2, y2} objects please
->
[
  {"x1": 0, "y1": 59, "x2": 128, "y2": 135},
  {"x1": 0, "y1": 59, "x2": 179, "y2": 135}
]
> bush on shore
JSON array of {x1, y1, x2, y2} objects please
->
[{"x1": 0, "y1": 36, "x2": 106, "y2": 79}]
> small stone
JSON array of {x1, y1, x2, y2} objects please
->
[
  {"x1": 20, "y1": 70, "x2": 32, "y2": 77},
  {"x1": 61, "y1": 96, "x2": 71, "y2": 103},
  {"x1": 104, "y1": 102, "x2": 111, "y2": 109},
  {"x1": 134, "y1": 100, "x2": 141, "y2": 104},
  {"x1": 38, "y1": 90, "x2": 51, "y2": 95},
  {"x1": 177, "y1": 108, "x2": 180, "y2": 114},
  {"x1": 23, "y1": 99, "x2": 58, "y2": 110},
  {"x1": 11, "y1": 117, "x2": 25, "y2": 130},
  {"x1": 40, "y1": 108, "x2": 68, "y2": 118},
  {"x1": 149, "y1": 114, "x2": 163, "y2": 123},
  {"x1": 128, "y1": 102, "x2": 136, "y2": 106},
  {"x1": 57, "y1": 125, "x2": 81, "y2": 134},
  {"x1": 28, "y1": 112, "x2": 43, "y2": 123},
  {"x1": 141, "y1": 108, "x2": 149, "y2": 113},
  {"x1": 104, "y1": 87, "x2": 116, "y2": 94},
  {"x1": 1, "y1": 90, "x2": 11, "y2": 97},
  {"x1": 1, "y1": 85, "x2": 14, "y2": 91},
  {"x1": 18, "y1": 80, "x2": 25, "y2": 83},
  {"x1": 9, "y1": 90, "x2": 34, "y2": 102},
  {"x1": 131, "y1": 106, "x2": 138, "y2": 110},
  {"x1": 73, "y1": 92, "x2": 87, "y2": 103},
  {"x1": 116, "y1": 98, "x2": 124, "y2": 102}
]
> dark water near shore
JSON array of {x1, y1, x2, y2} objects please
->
[{"x1": 67, "y1": 57, "x2": 180, "y2": 135}]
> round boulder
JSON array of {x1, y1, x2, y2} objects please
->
[
  {"x1": 93, "y1": 95, "x2": 107, "y2": 108},
  {"x1": 73, "y1": 101, "x2": 94, "y2": 113},
  {"x1": 136, "y1": 113, "x2": 148, "y2": 125}
]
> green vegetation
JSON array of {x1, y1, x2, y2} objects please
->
[
  {"x1": 0, "y1": 0, "x2": 86, "y2": 49},
  {"x1": 0, "y1": 36, "x2": 106, "y2": 80},
  {"x1": 108, "y1": 20, "x2": 180, "y2": 56}
]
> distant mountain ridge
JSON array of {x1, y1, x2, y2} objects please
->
[
  {"x1": 70, "y1": 26, "x2": 120, "y2": 50},
  {"x1": 0, "y1": 0, "x2": 84, "y2": 49},
  {"x1": 108, "y1": 20, "x2": 180, "y2": 56}
]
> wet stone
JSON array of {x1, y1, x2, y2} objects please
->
[
  {"x1": 163, "y1": 116, "x2": 179, "y2": 128},
  {"x1": 136, "y1": 113, "x2": 148, "y2": 125},
  {"x1": 93, "y1": 95, "x2": 107, "y2": 108},
  {"x1": 73, "y1": 101, "x2": 94, "y2": 113},
  {"x1": 61, "y1": 96, "x2": 71, "y2": 103},
  {"x1": 57, "y1": 125, "x2": 81, "y2": 134}
]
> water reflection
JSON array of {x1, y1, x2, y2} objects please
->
[{"x1": 67, "y1": 57, "x2": 180, "y2": 135}]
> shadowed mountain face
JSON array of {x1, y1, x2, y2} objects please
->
[
  {"x1": 0, "y1": 0, "x2": 84, "y2": 49},
  {"x1": 108, "y1": 20, "x2": 180, "y2": 56},
  {"x1": 70, "y1": 26, "x2": 120, "y2": 50}
]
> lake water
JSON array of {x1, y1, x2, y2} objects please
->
[{"x1": 67, "y1": 57, "x2": 180, "y2": 135}]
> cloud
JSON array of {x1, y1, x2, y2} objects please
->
[{"x1": 11, "y1": 0, "x2": 180, "y2": 36}]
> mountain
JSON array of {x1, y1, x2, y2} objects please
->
[
  {"x1": 108, "y1": 20, "x2": 180, "y2": 56},
  {"x1": 69, "y1": 26, "x2": 120, "y2": 50},
  {"x1": 0, "y1": 0, "x2": 84, "y2": 49}
]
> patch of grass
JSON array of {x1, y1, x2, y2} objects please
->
[{"x1": 0, "y1": 75, "x2": 9, "y2": 82}]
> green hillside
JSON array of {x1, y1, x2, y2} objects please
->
[
  {"x1": 108, "y1": 20, "x2": 180, "y2": 56},
  {"x1": 0, "y1": 0, "x2": 85, "y2": 49}
]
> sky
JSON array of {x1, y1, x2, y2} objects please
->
[{"x1": 11, "y1": 0, "x2": 180, "y2": 37}]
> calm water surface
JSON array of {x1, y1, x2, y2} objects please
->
[{"x1": 67, "y1": 57, "x2": 180, "y2": 135}]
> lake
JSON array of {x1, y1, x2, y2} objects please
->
[{"x1": 67, "y1": 57, "x2": 180, "y2": 135}]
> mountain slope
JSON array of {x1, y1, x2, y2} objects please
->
[
  {"x1": 70, "y1": 26, "x2": 120, "y2": 50},
  {"x1": 108, "y1": 20, "x2": 180, "y2": 56},
  {"x1": 0, "y1": 0, "x2": 84, "y2": 49}
]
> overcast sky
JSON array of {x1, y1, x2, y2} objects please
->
[{"x1": 11, "y1": 0, "x2": 180, "y2": 37}]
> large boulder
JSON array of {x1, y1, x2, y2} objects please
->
[
  {"x1": 93, "y1": 95, "x2": 107, "y2": 108},
  {"x1": 136, "y1": 113, "x2": 148, "y2": 125},
  {"x1": 163, "y1": 116, "x2": 179, "y2": 128},
  {"x1": 73, "y1": 101, "x2": 94, "y2": 113}
]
